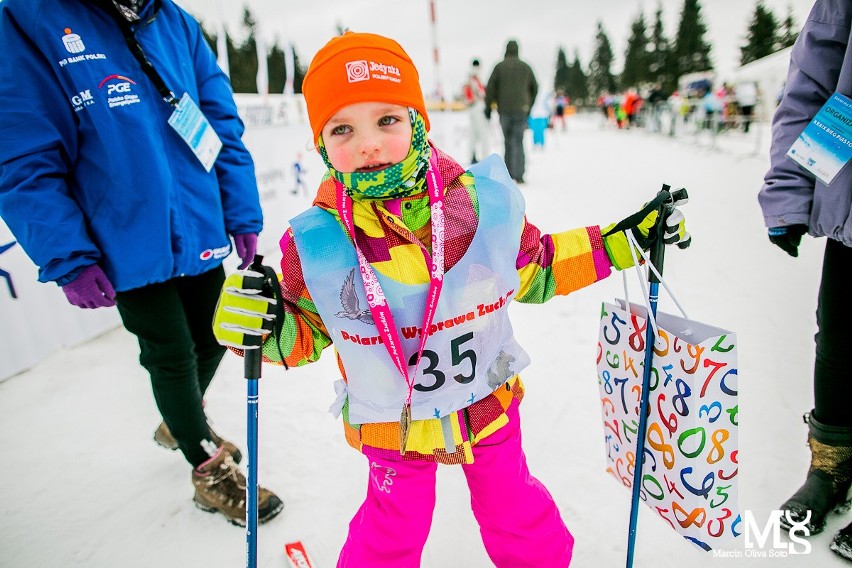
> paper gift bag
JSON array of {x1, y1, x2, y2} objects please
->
[{"x1": 597, "y1": 299, "x2": 739, "y2": 551}]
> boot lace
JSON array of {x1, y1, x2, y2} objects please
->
[{"x1": 203, "y1": 456, "x2": 246, "y2": 506}]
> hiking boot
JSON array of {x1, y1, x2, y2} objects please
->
[
  {"x1": 191, "y1": 448, "x2": 284, "y2": 526},
  {"x1": 780, "y1": 411, "x2": 852, "y2": 535},
  {"x1": 154, "y1": 421, "x2": 243, "y2": 464},
  {"x1": 831, "y1": 521, "x2": 852, "y2": 562}
]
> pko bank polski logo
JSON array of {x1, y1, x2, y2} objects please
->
[
  {"x1": 345, "y1": 60, "x2": 401, "y2": 84},
  {"x1": 62, "y1": 28, "x2": 85, "y2": 53},
  {"x1": 714, "y1": 510, "x2": 812, "y2": 558}
]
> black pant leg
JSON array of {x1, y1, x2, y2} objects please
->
[
  {"x1": 175, "y1": 266, "x2": 226, "y2": 396},
  {"x1": 814, "y1": 238, "x2": 852, "y2": 427},
  {"x1": 116, "y1": 274, "x2": 217, "y2": 467}
]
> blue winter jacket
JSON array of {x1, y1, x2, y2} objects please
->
[
  {"x1": 760, "y1": 0, "x2": 852, "y2": 245},
  {"x1": 0, "y1": 0, "x2": 262, "y2": 291}
]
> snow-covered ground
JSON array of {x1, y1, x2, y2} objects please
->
[{"x1": 1, "y1": 111, "x2": 846, "y2": 567}]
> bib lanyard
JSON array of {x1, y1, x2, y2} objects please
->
[
  {"x1": 334, "y1": 153, "x2": 445, "y2": 453},
  {"x1": 90, "y1": 0, "x2": 178, "y2": 107}
]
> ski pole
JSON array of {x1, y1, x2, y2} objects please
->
[
  {"x1": 624, "y1": 185, "x2": 677, "y2": 568},
  {"x1": 245, "y1": 254, "x2": 265, "y2": 568}
]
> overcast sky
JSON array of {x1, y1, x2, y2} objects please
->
[{"x1": 174, "y1": 0, "x2": 815, "y2": 97}]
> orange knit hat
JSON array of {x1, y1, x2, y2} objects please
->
[{"x1": 302, "y1": 32, "x2": 430, "y2": 145}]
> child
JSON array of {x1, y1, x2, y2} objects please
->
[{"x1": 213, "y1": 32, "x2": 690, "y2": 567}]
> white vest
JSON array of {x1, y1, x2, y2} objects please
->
[{"x1": 290, "y1": 156, "x2": 531, "y2": 424}]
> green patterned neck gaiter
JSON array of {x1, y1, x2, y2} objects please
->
[{"x1": 318, "y1": 109, "x2": 430, "y2": 201}]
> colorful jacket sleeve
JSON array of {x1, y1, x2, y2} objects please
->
[
  {"x1": 515, "y1": 219, "x2": 613, "y2": 304},
  {"x1": 260, "y1": 229, "x2": 333, "y2": 367}
]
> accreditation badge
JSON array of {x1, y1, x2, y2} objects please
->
[
  {"x1": 167, "y1": 93, "x2": 222, "y2": 172},
  {"x1": 787, "y1": 92, "x2": 852, "y2": 185}
]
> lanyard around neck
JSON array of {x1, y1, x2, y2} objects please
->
[
  {"x1": 90, "y1": 0, "x2": 178, "y2": 107},
  {"x1": 334, "y1": 153, "x2": 445, "y2": 407}
]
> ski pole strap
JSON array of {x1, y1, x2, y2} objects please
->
[
  {"x1": 248, "y1": 256, "x2": 290, "y2": 369},
  {"x1": 601, "y1": 188, "x2": 671, "y2": 238}
]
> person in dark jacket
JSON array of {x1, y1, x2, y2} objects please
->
[
  {"x1": 485, "y1": 39, "x2": 538, "y2": 184},
  {"x1": 759, "y1": 0, "x2": 852, "y2": 560},
  {"x1": 0, "y1": 0, "x2": 282, "y2": 526}
]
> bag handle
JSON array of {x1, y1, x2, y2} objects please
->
[{"x1": 622, "y1": 230, "x2": 689, "y2": 340}]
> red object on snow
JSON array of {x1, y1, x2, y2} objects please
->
[{"x1": 284, "y1": 541, "x2": 316, "y2": 568}]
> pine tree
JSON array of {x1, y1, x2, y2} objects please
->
[
  {"x1": 569, "y1": 51, "x2": 589, "y2": 105},
  {"x1": 777, "y1": 4, "x2": 799, "y2": 49},
  {"x1": 267, "y1": 41, "x2": 285, "y2": 94},
  {"x1": 228, "y1": 8, "x2": 259, "y2": 93},
  {"x1": 621, "y1": 10, "x2": 650, "y2": 89},
  {"x1": 673, "y1": 0, "x2": 713, "y2": 79},
  {"x1": 292, "y1": 47, "x2": 307, "y2": 94},
  {"x1": 740, "y1": 1, "x2": 779, "y2": 65},
  {"x1": 649, "y1": 3, "x2": 674, "y2": 94},
  {"x1": 588, "y1": 21, "x2": 617, "y2": 96},
  {"x1": 554, "y1": 48, "x2": 570, "y2": 95}
]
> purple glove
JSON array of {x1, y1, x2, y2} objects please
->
[
  {"x1": 233, "y1": 233, "x2": 258, "y2": 270},
  {"x1": 61, "y1": 264, "x2": 117, "y2": 309}
]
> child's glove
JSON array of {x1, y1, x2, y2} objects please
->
[
  {"x1": 213, "y1": 269, "x2": 278, "y2": 349},
  {"x1": 767, "y1": 224, "x2": 807, "y2": 257},
  {"x1": 602, "y1": 190, "x2": 691, "y2": 270}
]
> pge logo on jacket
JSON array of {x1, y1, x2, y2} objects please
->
[{"x1": 98, "y1": 75, "x2": 141, "y2": 108}]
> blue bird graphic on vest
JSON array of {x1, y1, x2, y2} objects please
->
[{"x1": 336, "y1": 268, "x2": 374, "y2": 325}]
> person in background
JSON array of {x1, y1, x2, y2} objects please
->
[
  {"x1": 699, "y1": 86, "x2": 722, "y2": 132},
  {"x1": 528, "y1": 87, "x2": 553, "y2": 150},
  {"x1": 621, "y1": 87, "x2": 642, "y2": 129},
  {"x1": 0, "y1": 0, "x2": 283, "y2": 526},
  {"x1": 646, "y1": 82, "x2": 667, "y2": 133},
  {"x1": 211, "y1": 31, "x2": 691, "y2": 567},
  {"x1": 736, "y1": 81, "x2": 759, "y2": 133},
  {"x1": 552, "y1": 90, "x2": 569, "y2": 132},
  {"x1": 485, "y1": 39, "x2": 538, "y2": 184},
  {"x1": 759, "y1": 0, "x2": 852, "y2": 561},
  {"x1": 462, "y1": 58, "x2": 490, "y2": 165}
]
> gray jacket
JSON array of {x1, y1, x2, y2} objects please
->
[
  {"x1": 485, "y1": 40, "x2": 538, "y2": 116},
  {"x1": 759, "y1": 0, "x2": 852, "y2": 245}
]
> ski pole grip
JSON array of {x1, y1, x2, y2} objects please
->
[
  {"x1": 244, "y1": 254, "x2": 265, "y2": 381},
  {"x1": 648, "y1": 185, "x2": 672, "y2": 284}
]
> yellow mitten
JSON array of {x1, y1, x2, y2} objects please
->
[
  {"x1": 602, "y1": 190, "x2": 691, "y2": 270},
  {"x1": 212, "y1": 270, "x2": 278, "y2": 349}
]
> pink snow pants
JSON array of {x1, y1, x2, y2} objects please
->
[{"x1": 336, "y1": 403, "x2": 574, "y2": 567}]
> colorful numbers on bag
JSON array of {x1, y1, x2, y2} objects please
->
[{"x1": 597, "y1": 302, "x2": 739, "y2": 550}]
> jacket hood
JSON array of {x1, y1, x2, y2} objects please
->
[{"x1": 505, "y1": 40, "x2": 519, "y2": 57}]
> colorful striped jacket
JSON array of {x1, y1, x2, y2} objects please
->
[{"x1": 262, "y1": 147, "x2": 615, "y2": 464}]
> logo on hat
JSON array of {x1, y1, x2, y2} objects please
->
[{"x1": 346, "y1": 60, "x2": 370, "y2": 83}]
